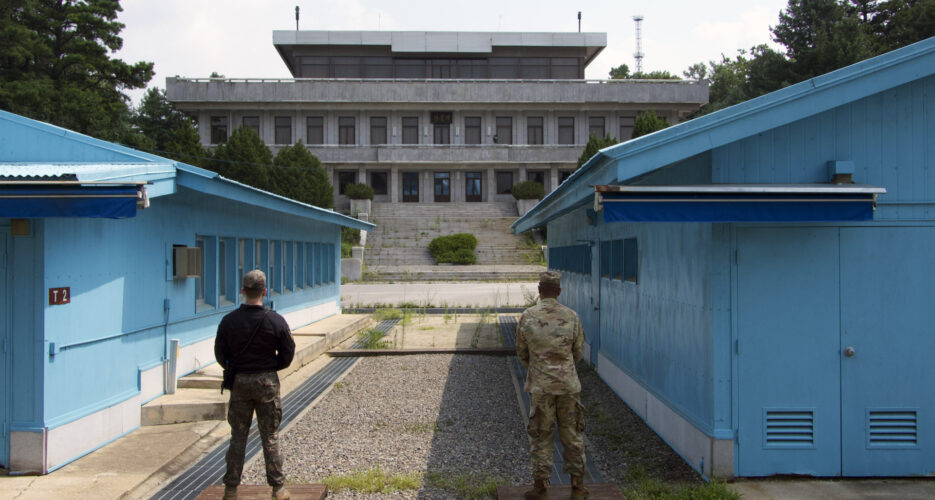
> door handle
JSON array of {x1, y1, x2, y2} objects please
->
[{"x1": 844, "y1": 346, "x2": 856, "y2": 358}]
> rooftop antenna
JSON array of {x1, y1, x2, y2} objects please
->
[
  {"x1": 577, "y1": 11, "x2": 581, "y2": 32},
  {"x1": 295, "y1": 5, "x2": 300, "y2": 31},
  {"x1": 633, "y1": 15, "x2": 644, "y2": 74}
]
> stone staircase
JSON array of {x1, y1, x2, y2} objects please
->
[{"x1": 363, "y1": 201, "x2": 545, "y2": 281}]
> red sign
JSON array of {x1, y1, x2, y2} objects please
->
[{"x1": 49, "y1": 287, "x2": 70, "y2": 305}]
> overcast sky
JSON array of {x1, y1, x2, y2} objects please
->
[{"x1": 115, "y1": 0, "x2": 790, "y2": 104}]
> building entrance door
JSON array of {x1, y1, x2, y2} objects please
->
[
  {"x1": 465, "y1": 172, "x2": 482, "y2": 202},
  {"x1": 736, "y1": 227, "x2": 841, "y2": 476},
  {"x1": 0, "y1": 230, "x2": 9, "y2": 467},
  {"x1": 434, "y1": 172, "x2": 450, "y2": 202},
  {"x1": 402, "y1": 172, "x2": 419, "y2": 202}
]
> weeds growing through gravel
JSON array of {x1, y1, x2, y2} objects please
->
[
  {"x1": 358, "y1": 328, "x2": 390, "y2": 349},
  {"x1": 425, "y1": 471, "x2": 506, "y2": 499},
  {"x1": 520, "y1": 285, "x2": 538, "y2": 307},
  {"x1": 322, "y1": 467, "x2": 421, "y2": 493},
  {"x1": 622, "y1": 466, "x2": 739, "y2": 500}
]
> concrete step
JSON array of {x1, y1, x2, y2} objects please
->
[{"x1": 142, "y1": 314, "x2": 372, "y2": 425}]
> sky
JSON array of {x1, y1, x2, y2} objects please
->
[{"x1": 115, "y1": 0, "x2": 791, "y2": 104}]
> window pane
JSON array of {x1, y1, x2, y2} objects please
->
[
  {"x1": 395, "y1": 59, "x2": 425, "y2": 78},
  {"x1": 490, "y1": 57, "x2": 518, "y2": 78},
  {"x1": 370, "y1": 116, "x2": 387, "y2": 145},
  {"x1": 495, "y1": 116, "x2": 512, "y2": 144},
  {"x1": 464, "y1": 116, "x2": 481, "y2": 144},
  {"x1": 242, "y1": 116, "x2": 259, "y2": 136},
  {"x1": 370, "y1": 171, "x2": 388, "y2": 195},
  {"x1": 619, "y1": 115, "x2": 635, "y2": 141},
  {"x1": 275, "y1": 116, "x2": 291, "y2": 144},
  {"x1": 624, "y1": 238, "x2": 638, "y2": 282},
  {"x1": 338, "y1": 171, "x2": 356, "y2": 194},
  {"x1": 306, "y1": 116, "x2": 324, "y2": 144},
  {"x1": 363, "y1": 57, "x2": 393, "y2": 78},
  {"x1": 210, "y1": 116, "x2": 228, "y2": 144},
  {"x1": 402, "y1": 116, "x2": 419, "y2": 144},
  {"x1": 519, "y1": 57, "x2": 549, "y2": 79},
  {"x1": 300, "y1": 56, "x2": 329, "y2": 77},
  {"x1": 339, "y1": 116, "x2": 355, "y2": 145},
  {"x1": 589, "y1": 116, "x2": 605, "y2": 138},
  {"x1": 333, "y1": 56, "x2": 361, "y2": 78},
  {"x1": 527, "y1": 116, "x2": 543, "y2": 145},
  {"x1": 433, "y1": 124, "x2": 450, "y2": 144},
  {"x1": 496, "y1": 171, "x2": 513, "y2": 194},
  {"x1": 558, "y1": 116, "x2": 575, "y2": 144}
]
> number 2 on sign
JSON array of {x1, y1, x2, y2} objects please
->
[{"x1": 49, "y1": 287, "x2": 70, "y2": 305}]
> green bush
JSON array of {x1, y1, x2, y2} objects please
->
[
  {"x1": 345, "y1": 183, "x2": 374, "y2": 200},
  {"x1": 511, "y1": 180, "x2": 545, "y2": 200},
  {"x1": 341, "y1": 242, "x2": 352, "y2": 258},
  {"x1": 342, "y1": 226, "x2": 361, "y2": 245},
  {"x1": 429, "y1": 233, "x2": 478, "y2": 265}
]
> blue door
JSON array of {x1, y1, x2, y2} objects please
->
[
  {"x1": 840, "y1": 227, "x2": 935, "y2": 476},
  {"x1": 736, "y1": 227, "x2": 842, "y2": 476},
  {"x1": 0, "y1": 230, "x2": 9, "y2": 467}
]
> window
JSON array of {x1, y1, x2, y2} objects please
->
[
  {"x1": 269, "y1": 240, "x2": 279, "y2": 295},
  {"x1": 210, "y1": 116, "x2": 228, "y2": 144},
  {"x1": 402, "y1": 116, "x2": 419, "y2": 144},
  {"x1": 619, "y1": 115, "x2": 636, "y2": 141},
  {"x1": 338, "y1": 171, "x2": 357, "y2": 194},
  {"x1": 274, "y1": 116, "x2": 292, "y2": 145},
  {"x1": 306, "y1": 242, "x2": 316, "y2": 286},
  {"x1": 195, "y1": 235, "x2": 218, "y2": 309},
  {"x1": 464, "y1": 116, "x2": 481, "y2": 145},
  {"x1": 300, "y1": 56, "x2": 329, "y2": 77},
  {"x1": 548, "y1": 245, "x2": 591, "y2": 275},
  {"x1": 490, "y1": 57, "x2": 519, "y2": 78},
  {"x1": 560, "y1": 170, "x2": 573, "y2": 183},
  {"x1": 433, "y1": 123, "x2": 450, "y2": 144},
  {"x1": 238, "y1": 238, "x2": 248, "y2": 298},
  {"x1": 624, "y1": 238, "x2": 638, "y2": 282},
  {"x1": 589, "y1": 116, "x2": 605, "y2": 138},
  {"x1": 527, "y1": 117, "x2": 544, "y2": 145},
  {"x1": 306, "y1": 116, "x2": 324, "y2": 145},
  {"x1": 496, "y1": 171, "x2": 514, "y2": 194},
  {"x1": 599, "y1": 237, "x2": 639, "y2": 283},
  {"x1": 284, "y1": 241, "x2": 293, "y2": 292},
  {"x1": 558, "y1": 116, "x2": 575, "y2": 144},
  {"x1": 362, "y1": 57, "x2": 393, "y2": 78},
  {"x1": 220, "y1": 237, "x2": 236, "y2": 305},
  {"x1": 338, "y1": 116, "x2": 355, "y2": 145},
  {"x1": 370, "y1": 116, "x2": 387, "y2": 145},
  {"x1": 527, "y1": 171, "x2": 545, "y2": 188},
  {"x1": 242, "y1": 116, "x2": 260, "y2": 136},
  {"x1": 296, "y1": 242, "x2": 304, "y2": 289},
  {"x1": 256, "y1": 240, "x2": 267, "y2": 277},
  {"x1": 195, "y1": 236, "x2": 206, "y2": 304},
  {"x1": 551, "y1": 57, "x2": 581, "y2": 79},
  {"x1": 396, "y1": 59, "x2": 425, "y2": 78},
  {"x1": 370, "y1": 171, "x2": 388, "y2": 195},
  {"x1": 495, "y1": 116, "x2": 512, "y2": 144},
  {"x1": 519, "y1": 58, "x2": 549, "y2": 79},
  {"x1": 333, "y1": 56, "x2": 361, "y2": 78}
]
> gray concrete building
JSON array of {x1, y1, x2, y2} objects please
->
[{"x1": 167, "y1": 30, "x2": 708, "y2": 210}]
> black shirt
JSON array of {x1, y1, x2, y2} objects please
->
[{"x1": 214, "y1": 304, "x2": 296, "y2": 373}]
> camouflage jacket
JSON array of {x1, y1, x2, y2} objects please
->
[{"x1": 516, "y1": 298, "x2": 584, "y2": 394}]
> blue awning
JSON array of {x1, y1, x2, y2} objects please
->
[
  {"x1": 596, "y1": 184, "x2": 886, "y2": 223},
  {"x1": 0, "y1": 185, "x2": 140, "y2": 218}
]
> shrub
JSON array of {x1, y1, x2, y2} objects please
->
[
  {"x1": 429, "y1": 233, "x2": 478, "y2": 265},
  {"x1": 345, "y1": 183, "x2": 374, "y2": 200},
  {"x1": 632, "y1": 110, "x2": 671, "y2": 138},
  {"x1": 341, "y1": 242, "x2": 352, "y2": 258},
  {"x1": 511, "y1": 180, "x2": 545, "y2": 200}
]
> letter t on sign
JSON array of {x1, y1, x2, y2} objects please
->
[{"x1": 49, "y1": 287, "x2": 70, "y2": 305}]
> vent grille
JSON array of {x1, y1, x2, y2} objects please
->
[
  {"x1": 868, "y1": 409, "x2": 918, "y2": 449},
  {"x1": 764, "y1": 409, "x2": 815, "y2": 448}
]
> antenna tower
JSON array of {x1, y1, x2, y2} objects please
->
[{"x1": 633, "y1": 15, "x2": 644, "y2": 74}]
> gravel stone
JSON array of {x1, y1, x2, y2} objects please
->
[{"x1": 241, "y1": 354, "x2": 531, "y2": 498}]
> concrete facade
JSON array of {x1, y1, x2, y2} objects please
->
[{"x1": 166, "y1": 30, "x2": 708, "y2": 211}]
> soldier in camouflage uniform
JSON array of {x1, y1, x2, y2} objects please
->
[
  {"x1": 516, "y1": 271, "x2": 589, "y2": 500},
  {"x1": 215, "y1": 270, "x2": 295, "y2": 500}
]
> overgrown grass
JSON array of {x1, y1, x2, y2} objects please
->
[
  {"x1": 425, "y1": 471, "x2": 506, "y2": 499},
  {"x1": 373, "y1": 308, "x2": 403, "y2": 321},
  {"x1": 622, "y1": 467, "x2": 739, "y2": 500},
  {"x1": 322, "y1": 467, "x2": 421, "y2": 494},
  {"x1": 358, "y1": 328, "x2": 390, "y2": 349}
]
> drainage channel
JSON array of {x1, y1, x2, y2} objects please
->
[
  {"x1": 151, "y1": 319, "x2": 400, "y2": 500},
  {"x1": 498, "y1": 316, "x2": 604, "y2": 485}
]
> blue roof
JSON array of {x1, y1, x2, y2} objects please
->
[
  {"x1": 0, "y1": 110, "x2": 373, "y2": 230},
  {"x1": 513, "y1": 35, "x2": 935, "y2": 233}
]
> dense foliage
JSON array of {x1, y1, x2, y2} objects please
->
[
  {"x1": 609, "y1": 64, "x2": 681, "y2": 80},
  {"x1": 511, "y1": 180, "x2": 546, "y2": 200},
  {"x1": 632, "y1": 111, "x2": 671, "y2": 139},
  {"x1": 429, "y1": 233, "x2": 478, "y2": 265},
  {"x1": 272, "y1": 141, "x2": 334, "y2": 208},
  {"x1": 345, "y1": 183, "x2": 375, "y2": 200},
  {"x1": 576, "y1": 134, "x2": 619, "y2": 169}
]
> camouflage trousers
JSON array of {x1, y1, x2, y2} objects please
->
[
  {"x1": 527, "y1": 392, "x2": 586, "y2": 481},
  {"x1": 223, "y1": 371, "x2": 284, "y2": 487}
]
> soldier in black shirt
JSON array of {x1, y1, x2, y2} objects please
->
[{"x1": 214, "y1": 269, "x2": 295, "y2": 500}]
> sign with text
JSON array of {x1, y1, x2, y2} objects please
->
[{"x1": 49, "y1": 287, "x2": 70, "y2": 305}]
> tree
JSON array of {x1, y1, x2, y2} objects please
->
[
  {"x1": 209, "y1": 126, "x2": 272, "y2": 191},
  {"x1": 632, "y1": 111, "x2": 670, "y2": 138},
  {"x1": 610, "y1": 64, "x2": 680, "y2": 80},
  {"x1": 870, "y1": 0, "x2": 935, "y2": 52},
  {"x1": 576, "y1": 134, "x2": 618, "y2": 169},
  {"x1": 132, "y1": 88, "x2": 193, "y2": 153},
  {"x1": 609, "y1": 64, "x2": 630, "y2": 79},
  {"x1": 272, "y1": 141, "x2": 334, "y2": 208},
  {"x1": 164, "y1": 121, "x2": 206, "y2": 167},
  {"x1": 0, "y1": 0, "x2": 153, "y2": 141}
]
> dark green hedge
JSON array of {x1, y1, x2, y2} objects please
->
[
  {"x1": 345, "y1": 183, "x2": 374, "y2": 200},
  {"x1": 511, "y1": 180, "x2": 545, "y2": 200},
  {"x1": 429, "y1": 233, "x2": 478, "y2": 264}
]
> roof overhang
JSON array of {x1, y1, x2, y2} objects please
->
[
  {"x1": 594, "y1": 184, "x2": 887, "y2": 223},
  {"x1": 0, "y1": 181, "x2": 146, "y2": 218}
]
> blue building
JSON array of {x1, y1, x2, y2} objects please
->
[
  {"x1": 514, "y1": 37, "x2": 935, "y2": 478},
  {"x1": 0, "y1": 111, "x2": 372, "y2": 474}
]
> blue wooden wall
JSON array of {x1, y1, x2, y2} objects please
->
[{"x1": 12, "y1": 187, "x2": 341, "y2": 430}]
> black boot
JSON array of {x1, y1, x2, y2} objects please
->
[{"x1": 524, "y1": 478, "x2": 548, "y2": 499}]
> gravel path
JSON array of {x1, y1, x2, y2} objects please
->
[{"x1": 242, "y1": 354, "x2": 531, "y2": 498}]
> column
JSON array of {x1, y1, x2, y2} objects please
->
[
  {"x1": 390, "y1": 167, "x2": 399, "y2": 203},
  {"x1": 549, "y1": 165, "x2": 559, "y2": 194}
]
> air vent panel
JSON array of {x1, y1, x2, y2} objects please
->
[
  {"x1": 764, "y1": 408, "x2": 815, "y2": 449},
  {"x1": 867, "y1": 409, "x2": 918, "y2": 449}
]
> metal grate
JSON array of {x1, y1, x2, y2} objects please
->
[
  {"x1": 151, "y1": 319, "x2": 399, "y2": 500},
  {"x1": 764, "y1": 409, "x2": 815, "y2": 448},
  {"x1": 868, "y1": 409, "x2": 918, "y2": 448}
]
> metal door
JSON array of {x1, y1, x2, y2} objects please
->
[
  {"x1": 465, "y1": 172, "x2": 482, "y2": 202},
  {"x1": 736, "y1": 227, "x2": 841, "y2": 476},
  {"x1": 402, "y1": 172, "x2": 419, "y2": 202},
  {"x1": 840, "y1": 227, "x2": 935, "y2": 475},
  {"x1": 434, "y1": 172, "x2": 450, "y2": 202},
  {"x1": 0, "y1": 230, "x2": 9, "y2": 467}
]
